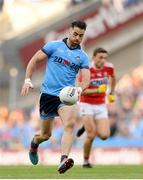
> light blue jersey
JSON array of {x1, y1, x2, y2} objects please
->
[{"x1": 41, "y1": 38, "x2": 89, "y2": 96}]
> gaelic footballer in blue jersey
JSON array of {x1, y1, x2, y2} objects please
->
[{"x1": 21, "y1": 20, "x2": 90, "y2": 174}]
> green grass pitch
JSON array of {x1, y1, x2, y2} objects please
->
[{"x1": 0, "y1": 165, "x2": 143, "y2": 179}]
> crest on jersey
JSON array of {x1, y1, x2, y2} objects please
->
[
  {"x1": 76, "y1": 56, "x2": 80, "y2": 61},
  {"x1": 97, "y1": 72, "x2": 102, "y2": 77}
]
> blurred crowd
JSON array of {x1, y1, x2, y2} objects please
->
[{"x1": 1, "y1": 68, "x2": 143, "y2": 150}]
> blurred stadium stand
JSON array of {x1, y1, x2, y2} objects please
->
[{"x1": 1, "y1": 0, "x2": 143, "y2": 165}]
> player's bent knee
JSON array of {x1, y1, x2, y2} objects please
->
[
  {"x1": 64, "y1": 122, "x2": 75, "y2": 131},
  {"x1": 87, "y1": 132, "x2": 95, "y2": 140}
]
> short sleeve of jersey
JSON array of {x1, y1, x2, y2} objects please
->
[
  {"x1": 80, "y1": 53, "x2": 89, "y2": 69},
  {"x1": 41, "y1": 41, "x2": 57, "y2": 57}
]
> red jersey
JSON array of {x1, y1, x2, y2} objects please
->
[{"x1": 80, "y1": 62, "x2": 114, "y2": 104}]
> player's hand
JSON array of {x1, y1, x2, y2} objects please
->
[
  {"x1": 108, "y1": 93, "x2": 116, "y2": 103},
  {"x1": 21, "y1": 78, "x2": 34, "y2": 96},
  {"x1": 96, "y1": 84, "x2": 107, "y2": 93}
]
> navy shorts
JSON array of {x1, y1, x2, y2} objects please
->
[{"x1": 39, "y1": 93, "x2": 64, "y2": 120}]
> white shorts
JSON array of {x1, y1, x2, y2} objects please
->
[{"x1": 79, "y1": 102, "x2": 108, "y2": 119}]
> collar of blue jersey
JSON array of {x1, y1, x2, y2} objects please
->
[{"x1": 63, "y1": 38, "x2": 81, "y2": 50}]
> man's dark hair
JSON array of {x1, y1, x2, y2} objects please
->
[
  {"x1": 93, "y1": 47, "x2": 108, "y2": 56},
  {"x1": 71, "y1": 20, "x2": 87, "y2": 30}
]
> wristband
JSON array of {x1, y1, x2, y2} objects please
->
[
  {"x1": 24, "y1": 78, "x2": 34, "y2": 88},
  {"x1": 25, "y1": 78, "x2": 31, "y2": 83}
]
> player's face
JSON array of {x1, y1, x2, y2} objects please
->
[
  {"x1": 68, "y1": 27, "x2": 85, "y2": 46},
  {"x1": 93, "y1": 52, "x2": 108, "y2": 69}
]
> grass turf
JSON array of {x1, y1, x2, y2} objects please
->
[{"x1": 0, "y1": 165, "x2": 143, "y2": 179}]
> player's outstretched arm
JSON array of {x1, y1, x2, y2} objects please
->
[{"x1": 21, "y1": 50, "x2": 47, "y2": 96}]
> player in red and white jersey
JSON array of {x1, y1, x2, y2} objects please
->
[{"x1": 77, "y1": 47, "x2": 116, "y2": 168}]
